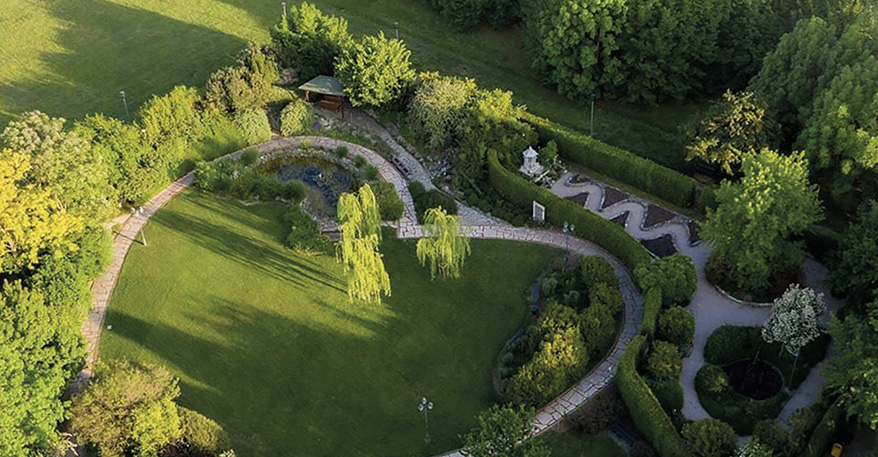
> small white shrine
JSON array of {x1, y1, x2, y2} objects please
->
[{"x1": 519, "y1": 146, "x2": 544, "y2": 177}]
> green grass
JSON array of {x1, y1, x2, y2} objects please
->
[
  {"x1": 535, "y1": 431, "x2": 629, "y2": 457},
  {"x1": 100, "y1": 189, "x2": 560, "y2": 457},
  {"x1": 0, "y1": 0, "x2": 699, "y2": 171}
]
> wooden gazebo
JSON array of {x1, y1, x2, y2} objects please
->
[{"x1": 298, "y1": 75, "x2": 346, "y2": 116}]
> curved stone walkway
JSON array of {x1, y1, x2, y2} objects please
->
[
  {"x1": 549, "y1": 173, "x2": 843, "y2": 430},
  {"x1": 76, "y1": 135, "x2": 643, "y2": 456}
]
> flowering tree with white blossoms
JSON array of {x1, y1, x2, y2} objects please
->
[{"x1": 762, "y1": 284, "x2": 826, "y2": 355}]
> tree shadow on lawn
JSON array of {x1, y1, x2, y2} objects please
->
[
  {"x1": 0, "y1": 0, "x2": 247, "y2": 126},
  {"x1": 152, "y1": 207, "x2": 345, "y2": 293}
]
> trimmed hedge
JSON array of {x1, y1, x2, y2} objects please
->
[
  {"x1": 640, "y1": 287, "x2": 662, "y2": 340},
  {"x1": 616, "y1": 335, "x2": 695, "y2": 457},
  {"x1": 487, "y1": 150, "x2": 650, "y2": 272},
  {"x1": 523, "y1": 113, "x2": 698, "y2": 208},
  {"x1": 801, "y1": 399, "x2": 845, "y2": 457}
]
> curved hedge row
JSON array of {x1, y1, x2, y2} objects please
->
[
  {"x1": 616, "y1": 335, "x2": 695, "y2": 457},
  {"x1": 639, "y1": 287, "x2": 662, "y2": 340},
  {"x1": 486, "y1": 150, "x2": 650, "y2": 272},
  {"x1": 801, "y1": 398, "x2": 845, "y2": 457},
  {"x1": 523, "y1": 113, "x2": 698, "y2": 209}
]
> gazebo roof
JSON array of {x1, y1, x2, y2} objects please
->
[
  {"x1": 523, "y1": 146, "x2": 539, "y2": 158},
  {"x1": 298, "y1": 75, "x2": 345, "y2": 97}
]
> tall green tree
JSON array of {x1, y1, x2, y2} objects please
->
[
  {"x1": 1, "y1": 111, "x2": 115, "y2": 222},
  {"x1": 685, "y1": 91, "x2": 778, "y2": 175},
  {"x1": 407, "y1": 73, "x2": 478, "y2": 150},
  {"x1": 830, "y1": 200, "x2": 878, "y2": 309},
  {"x1": 825, "y1": 299, "x2": 878, "y2": 430},
  {"x1": 335, "y1": 32, "x2": 416, "y2": 109},
  {"x1": 270, "y1": 2, "x2": 353, "y2": 81},
  {"x1": 337, "y1": 184, "x2": 390, "y2": 304},
  {"x1": 701, "y1": 150, "x2": 823, "y2": 291},
  {"x1": 416, "y1": 207, "x2": 471, "y2": 278},
  {"x1": 460, "y1": 404, "x2": 549, "y2": 457}
]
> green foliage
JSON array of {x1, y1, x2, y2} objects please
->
[
  {"x1": 521, "y1": 0, "x2": 626, "y2": 100},
  {"x1": 407, "y1": 72, "x2": 477, "y2": 150},
  {"x1": 461, "y1": 89, "x2": 537, "y2": 173},
  {"x1": 283, "y1": 207, "x2": 330, "y2": 254},
  {"x1": 801, "y1": 399, "x2": 847, "y2": 457},
  {"x1": 645, "y1": 340, "x2": 682, "y2": 381},
  {"x1": 333, "y1": 145, "x2": 349, "y2": 158},
  {"x1": 648, "y1": 378, "x2": 684, "y2": 415},
  {"x1": 460, "y1": 404, "x2": 548, "y2": 457},
  {"x1": 179, "y1": 407, "x2": 231, "y2": 456},
  {"x1": 2, "y1": 111, "x2": 115, "y2": 222},
  {"x1": 334, "y1": 31, "x2": 416, "y2": 109},
  {"x1": 826, "y1": 299, "x2": 878, "y2": 430},
  {"x1": 658, "y1": 306, "x2": 695, "y2": 350},
  {"x1": 580, "y1": 255, "x2": 619, "y2": 290},
  {"x1": 232, "y1": 109, "x2": 271, "y2": 145},
  {"x1": 408, "y1": 182, "x2": 458, "y2": 223},
  {"x1": 634, "y1": 253, "x2": 697, "y2": 306},
  {"x1": 417, "y1": 207, "x2": 472, "y2": 279},
  {"x1": 337, "y1": 183, "x2": 390, "y2": 304},
  {"x1": 205, "y1": 54, "x2": 275, "y2": 115},
  {"x1": 567, "y1": 385, "x2": 626, "y2": 434},
  {"x1": 137, "y1": 86, "x2": 204, "y2": 148},
  {"x1": 681, "y1": 418, "x2": 737, "y2": 457},
  {"x1": 695, "y1": 363, "x2": 789, "y2": 434},
  {"x1": 696, "y1": 364, "x2": 730, "y2": 395},
  {"x1": 640, "y1": 287, "x2": 662, "y2": 340},
  {"x1": 685, "y1": 91, "x2": 777, "y2": 175},
  {"x1": 506, "y1": 326, "x2": 589, "y2": 407},
  {"x1": 486, "y1": 149, "x2": 650, "y2": 272},
  {"x1": 70, "y1": 359, "x2": 182, "y2": 457},
  {"x1": 370, "y1": 181, "x2": 405, "y2": 221},
  {"x1": 580, "y1": 301, "x2": 616, "y2": 358},
  {"x1": 615, "y1": 335, "x2": 695, "y2": 457},
  {"x1": 271, "y1": 2, "x2": 354, "y2": 81},
  {"x1": 831, "y1": 201, "x2": 878, "y2": 308},
  {"x1": 752, "y1": 419, "x2": 789, "y2": 454},
  {"x1": 589, "y1": 282, "x2": 624, "y2": 317},
  {"x1": 280, "y1": 98, "x2": 315, "y2": 137},
  {"x1": 701, "y1": 149, "x2": 822, "y2": 292},
  {"x1": 525, "y1": 113, "x2": 697, "y2": 208}
]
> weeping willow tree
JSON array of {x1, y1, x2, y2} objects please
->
[
  {"x1": 337, "y1": 184, "x2": 390, "y2": 304},
  {"x1": 416, "y1": 206, "x2": 471, "y2": 279}
]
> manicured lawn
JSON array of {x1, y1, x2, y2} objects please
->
[
  {"x1": 0, "y1": 0, "x2": 698, "y2": 170},
  {"x1": 536, "y1": 431, "x2": 629, "y2": 457},
  {"x1": 100, "y1": 189, "x2": 560, "y2": 457}
]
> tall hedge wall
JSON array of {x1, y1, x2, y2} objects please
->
[
  {"x1": 616, "y1": 335, "x2": 695, "y2": 457},
  {"x1": 639, "y1": 287, "x2": 662, "y2": 340},
  {"x1": 486, "y1": 150, "x2": 650, "y2": 272},
  {"x1": 801, "y1": 399, "x2": 845, "y2": 457},
  {"x1": 523, "y1": 113, "x2": 698, "y2": 208}
]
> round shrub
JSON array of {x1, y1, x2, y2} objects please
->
[
  {"x1": 280, "y1": 180, "x2": 306, "y2": 202},
  {"x1": 363, "y1": 164, "x2": 379, "y2": 181},
  {"x1": 658, "y1": 306, "x2": 695, "y2": 349},
  {"x1": 634, "y1": 253, "x2": 697, "y2": 306},
  {"x1": 233, "y1": 109, "x2": 271, "y2": 145},
  {"x1": 333, "y1": 145, "x2": 349, "y2": 158},
  {"x1": 589, "y1": 282, "x2": 624, "y2": 317},
  {"x1": 580, "y1": 255, "x2": 619, "y2": 288},
  {"x1": 579, "y1": 303, "x2": 615, "y2": 358},
  {"x1": 251, "y1": 174, "x2": 281, "y2": 200},
  {"x1": 239, "y1": 149, "x2": 260, "y2": 166},
  {"x1": 645, "y1": 340, "x2": 682, "y2": 381},
  {"x1": 696, "y1": 364, "x2": 730, "y2": 395},
  {"x1": 353, "y1": 155, "x2": 366, "y2": 168},
  {"x1": 280, "y1": 98, "x2": 315, "y2": 137},
  {"x1": 752, "y1": 419, "x2": 789, "y2": 453},
  {"x1": 371, "y1": 181, "x2": 405, "y2": 221},
  {"x1": 682, "y1": 418, "x2": 737, "y2": 457},
  {"x1": 179, "y1": 407, "x2": 230, "y2": 455}
]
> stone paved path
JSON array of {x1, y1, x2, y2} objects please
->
[
  {"x1": 76, "y1": 135, "x2": 643, "y2": 456},
  {"x1": 550, "y1": 172, "x2": 843, "y2": 431}
]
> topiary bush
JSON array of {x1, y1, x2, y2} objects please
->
[
  {"x1": 696, "y1": 364, "x2": 730, "y2": 395},
  {"x1": 658, "y1": 306, "x2": 695, "y2": 350},
  {"x1": 634, "y1": 253, "x2": 697, "y2": 306},
  {"x1": 505, "y1": 327, "x2": 589, "y2": 408},
  {"x1": 280, "y1": 98, "x2": 315, "y2": 137},
  {"x1": 371, "y1": 181, "x2": 405, "y2": 221},
  {"x1": 233, "y1": 109, "x2": 271, "y2": 145},
  {"x1": 589, "y1": 282, "x2": 624, "y2": 317},
  {"x1": 579, "y1": 302, "x2": 616, "y2": 358},
  {"x1": 640, "y1": 287, "x2": 662, "y2": 339},
  {"x1": 645, "y1": 340, "x2": 682, "y2": 381},
  {"x1": 179, "y1": 407, "x2": 231, "y2": 456},
  {"x1": 581, "y1": 255, "x2": 620, "y2": 289},
  {"x1": 682, "y1": 418, "x2": 737, "y2": 457}
]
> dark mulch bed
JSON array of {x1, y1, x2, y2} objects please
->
[
  {"x1": 601, "y1": 186, "x2": 629, "y2": 210},
  {"x1": 565, "y1": 192, "x2": 590, "y2": 207},
  {"x1": 640, "y1": 234, "x2": 677, "y2": 258},
  {"x1": 610, "y1": 211, "x2": 629, "y2": 228},
  {"x1": 724, "y1": 359, "x2": 783, "y2": 401},
  {"x1": 687, "y1": 220, "x2": 700, "y2": 245},
  {"x1": 643, "y1": 204, "x2": 676, "y2": 229}
]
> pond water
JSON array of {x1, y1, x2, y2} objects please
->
[
  {"x1": 275, "y1": 157, "x2": 355, "y2": 215},
  {"x1": 724, "y1": 359, "x2": 783, "y2": 400}
]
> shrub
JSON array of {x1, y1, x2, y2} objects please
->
[
  {"x1": 589, "y1": 282, "x2": 624, "y2": 317},
  {"x1": 284, "y1": 208, "x2": 330, "y2": 253},
  {"x1": 409, "y1": 185, "x2": 458, "y2": 223},
  {"x1": 658, "y1": 306, "x2": 695, "y2": 350},
  {"x1": 239, "y1": 149, "x2": 260, "y2": 166},
  {"x1": 631, "y1": 441, "x2": 657, "y2": 457},
  {"x1": 193, "y1": 159, "x2": 237, "y2": 192},
  {"x1": 363, "y1": 164, "x2": 379, "y2": 181},
  {"x1": 705, "y1": 250, "x2": 738, "y2": 293},
  {"x1": 270, "y1": 2, "x2": 354, "y2": 81},
  {"x1": 616, "y1": 336, "x2": 694, "y2": 457},
  {"x1": 353, "y1": 155, "x2": 366, "y2": 168},
  {"x1": 579, "y1": 303, "x2": 615, "y2": 358},
  {"x1": 682, "y1": 419, "x2": 737, "y2": 457},
  {"x1": 801, "y1": 399, "x2": 845, "y2": 457},
  {"x1": 205, "y1": 66, "x2": 272, "y2": 114},
  {"x1": 567, "y1": 385, "x2": 626, "y2": 434},
  {"x1": 280, "y1": 98, "x2": 315, "y2": 137},
  {"x1": 233, "y1": 109, "x2": 271, "y2": 145},
  {"x1": 580, "y1": 255, "x2": 619, "y2": 289},
  {"x1": 333, "y1": 145, "x2": 349, "y2": 158},
  {"x1": 703, "y1": 325, "x2": 759, "y2": 366},
  {"x1": 138, "y1": 86, "x2": 204, "y2": 148},
  {"x1": 752, "y1": 419, "x2": 789, "y2": 454},
  {"x1": 645, "y1": 340, "x2": 682, "y2": 381},
  {"x1": 487, "y1": 150, "x2": 650, "y2": 272},
  {"x1": 334, "y1": 31, "x2": 416, "y2": 109},
  {"x1": 280, "y1": 180, "x2": 306, "y2": 202},
  {"x1": 506, "y1": 327, "x2": 589, "y2": 407},
  {"x1": 524, "y1": 113, "x2": 698, "y2": 208},
  {"x1": 537, "y1": 302, "x2": 580, "y2": 338},
  {"x1": 640, "y1": 287, "x2": 662, "y2": 339},
  {"x1": 634, "y1": 253, "x2": 698, "y2": 306},
  {"x1": 370, "y1": 181, "x2": 405, "y2": 221},
  {"x1": 251, "y1": 174, "x2": 281, "y2": 200},
  {"x1": 696, "y1": 364, "x2": 729, "y2": 395},
  {"x1": 407, "y1": 72, "x2": 477, "y2": 149},
  {"x1": 695, "y1": 363, "x2": 790, "y2": 434},
  {"x1": 648, "y1": 378, "x2": 684, "y2": 414},
  {"x1": 179, "y1": 407, "x2": 230, "y2": 456}
]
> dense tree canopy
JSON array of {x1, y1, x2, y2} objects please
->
[
  {"x1": 271, "y1": 1, "x2": 353, "y2": 81},
  {"x1": 460, "y1": 404, "x2": 548, "y2": 457},
  {"x1": 702, "y1": 150, "x2": 822, "y2": 291},
  {"x1": 831, "y1": 201, "x2": 878, "y2": 309},
  {"x1": 826, "y1": 299, "x2": 878, "y2": 430},
  {"x1": 408, "y1": 73, "x2": 478, "y2": 150},
  {"x1": 335, "y1": 32, "x2": 416, "y2": 110}
]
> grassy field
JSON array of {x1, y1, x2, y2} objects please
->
[
  {"x1": 536, "y1": 431, "x2": 628, "y2": 457},
  {"x1": 0, "y1": 0, "x2": 697, "y2": 171},
  {"x1": 100, "y1": 189, "x2": 561, "y2": 457}
]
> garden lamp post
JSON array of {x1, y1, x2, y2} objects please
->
[
  {"x1": 589, "y1": 93, "x2": 596, "y2": 137},
  {"x1": 394, "y1": 21, "x2": 400, "y2": 39},
  {"x1": 563, "y1": 222, "x2": 574, "y2": 262},
  {"x1": 282, "y1": 2, "x2": 287, "y2": 17},
  {"x1": 120, "y1": 90, "x2": 130, "y2": 121},
  {"x1": 418, "y1": 397, "x2": 433, "y2": 443}
]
